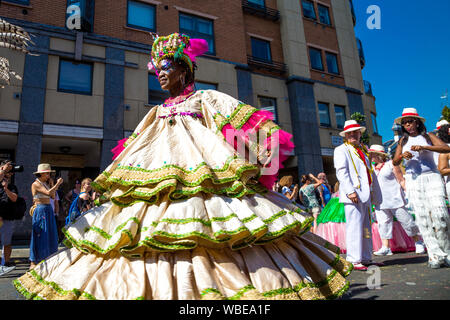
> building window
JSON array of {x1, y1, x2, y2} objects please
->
[
  {"x1": 127, "y1": 0, "x2": 156, "y2": 31},
  {"x1": 247, "y1": 0, "x2": 265, "y2": 8},
  {"x1": 318, "y1": 102, "x2": 331, "y2": 127},
  {"x1": 258, "y1": 96, "x2": 278, "y2": 122},
  {"x1": 3, "y1": 0, "x2": 30, "y2": 5},
  {"x1": 334, "y1": 105, "x2": 346, "y2": 129},
  {"x1": 251, "y1": 37, "x2": 272, "y2": 63},
  {"x1": 58, "y1": 60, "x2": 93, "y2": 95},
  {"x1": 317, "y1": 4, "x2": 331, "y2": 25},
  {"x1": 309, "y1": 47, "x2": 323, "y2": 71},
  {"x1": 179, "y1": 13, "x2": 215, "y2": 55},
  {"x1": 148, "y1": 74, "x2": 169, "y2": 105},
  {"x1": 195, "y1": 81, "x2": 217, "y2": 91},
  {"x1": 326, "y1": 52, "x2": 339, "y2": 74},
  {"x1": 302, "y1": 0, "x2": 316, "y2": 20},
  {"x1": 371, "y1": 113, "x2": 379, "y2": 134}
]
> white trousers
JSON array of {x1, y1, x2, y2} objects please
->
[
  {"x1": 375, "y1": 207, "x2": 420, "y2": 240},
  {"x1": 405, "y1": 172, "x2": 450, "y2": 262},
  {"x1": 344, "y1": 201, "x2": 373, "y2": 264}
]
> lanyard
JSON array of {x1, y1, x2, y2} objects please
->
[{"x1": 345, "y1": 143, "x2": 373, "y2": 188}]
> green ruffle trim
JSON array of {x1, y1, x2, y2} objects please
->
[
  {"x1": 107, "y1": 180, "x2": 263, "y2": 208},
  {"x1": 13, "y1": 270, "x2": 145, "y2": 300},
  {"x1": 111, "y1": 155, "x2": 254, "y2": 186},
  {"x1": 14, "y1": 257, "x2": 350, "y2": 300},
  {"x1": 92, "y1": 155, "x2": 264, "y2": 207},
  {"x1": 62, "y1": 208, "x2": 313, "y2": 256},
  {"x1": 13, "y1": 270, "x2": 97, "y2": 300},
  {"x1": 200, "y1": 266, "x2": 351, "y2": 300},
  {"x1": 213, "y1": 102, "x2": 258, "y2": 132}
]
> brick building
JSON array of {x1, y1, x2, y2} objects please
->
[{"x1": 0, "y1": 0, "x2": 381, "y2": 238}]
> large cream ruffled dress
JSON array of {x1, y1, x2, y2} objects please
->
[{"x1": 14, "y1": 90, "x2": 353, "y2": 300}]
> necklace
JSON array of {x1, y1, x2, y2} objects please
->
[
  {"x1": 159, "y1": 89, "x2": 199, "y2": 125},
  {"x1": 162, "y1": 90, "x2": 195, "y2": 108}
]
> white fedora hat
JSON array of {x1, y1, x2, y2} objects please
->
[
  {"x1": 33, "y1": 163, "x2": 55, "y2": 175},
  {"x1": 436, "y1": 119, "x2": 449, "y2": 130},
  {"x1": 339, "y1": 120, "x2": 366, "y2": 137},
  {"x1": 368, "y1": 144, "x2": 387, "y2": 156},
  {"x1": 394, "y1": 107, "x2": 426, "y2": 125}
]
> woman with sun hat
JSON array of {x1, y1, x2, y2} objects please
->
[
  {"x1": 368, "y1": 144, "x2": 424, "y2": 256},
  {"x1": 14, "y1": 33, "x2": 353, "y2": 300},
  {"x1": 393, "y1": 107, "x2": 450, "y2": 268},
  {"x1": 29, "y1": 163, "x2": 63, "y2": 270}
]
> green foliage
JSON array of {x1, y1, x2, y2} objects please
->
[
  {"x1": 350, "y1": 112, "x2": 370, "y2": 145},
  {"x1": 441, "y1": 106, "x2": 450, "y2": 122}
]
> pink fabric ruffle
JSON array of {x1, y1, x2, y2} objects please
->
[
  {"x1": 111, "y1": 138, "x2": 128, "y2": 160},
  {"x1": 371, "y1": 222, "x2": 417, "y2": 253},
  {"x1": 316, "y1": 222, "x2": 347, "y2": 254},
  {"x1": 222, "y1": 110, "x2": 295, "y2": 190},
  {"x1": 316, "y1": 221, "x2": 418, "y2": 254}
]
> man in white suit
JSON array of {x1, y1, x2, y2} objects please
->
[{"x1": 334, "y1": 120, "x2": 382, "y2": 271}]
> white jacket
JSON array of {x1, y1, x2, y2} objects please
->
[{"x1": 334, "y1": 143, "x2": 382, "y2": 205}]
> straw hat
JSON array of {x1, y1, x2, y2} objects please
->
[
  {"x1": 339, "y1": 120, "x2": 366, "y2": 137},
  {"x1": 436, "y1": 120, "x2": 449, "y2": 130},
  {"x1": 33, "y1": 163, "x2": 55, "y2": 175},
  {"x1": 368, "y1": 144, "x2": 387, "y2": 156},
  {"x1": 394, "y1": 107, "x2": 426, "y2": 125}
]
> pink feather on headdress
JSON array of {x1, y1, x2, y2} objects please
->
[{"x1": 184, "y1": 38, "x2": 209, "y2": 63}]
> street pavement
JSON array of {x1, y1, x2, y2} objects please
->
[
  {"x1": 341, "y1": 251, "x2": 450, "y2": 300},
  {"x1": 0, "y1": 246, "x2": 449, "y2": 300}
]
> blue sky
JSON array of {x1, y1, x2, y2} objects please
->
[{"x1": 353, "y1": 0, "x2": 450, "y2": 142}]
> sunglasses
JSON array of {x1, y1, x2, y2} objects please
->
[{"x1": 401, "y1": 119, "x2": 416, "y2": 125}]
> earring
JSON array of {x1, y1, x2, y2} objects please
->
[{"x1": 180, "y1": 76, "x2": 185, "y2": 88}]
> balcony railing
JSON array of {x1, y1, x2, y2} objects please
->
[
  {"x1": 349, "y1": 0, "x2": 356, "y2": 26},
  {"x1": 242, "y1": 0, "x2": 280, "y2": 21},
  {"x1": 363, "y1": 80, "x2": 373, "y2": 95},
  {"x1": 356, "y1": 37, "x2": 365, "y2": 69},
  {"x1": 247, "y1": 55, "x2": 287, "y2": 74}
]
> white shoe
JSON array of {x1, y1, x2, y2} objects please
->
[
  {"x1": 428, "y1": 260, "x2": 442, "y2": 269},
  {"x1": 415, "y1": 241, "x2": 426, "y2": 254},
  {"x1": 0, "y1": 265, "x2": 16, "y2": 277},
  {"x1": 373, "y1": 247, "x2": 393, "y2": 256}
]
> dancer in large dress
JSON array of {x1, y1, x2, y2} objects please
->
[
  {"x1": 393, "y1": 108, "x2": 450, "y2": 269},
  {"x1": 14, "y1": 33, "x2": 352, "y2": 300},
  {"x1": 368, "y1": 145, "x2": 424, "y2": 256},
  {"x1": 333, "y1": 120, "x2": 382, "y2": 271}
]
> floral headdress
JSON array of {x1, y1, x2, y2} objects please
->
[{"x1": 148, "y1": 33, "x2": 209, "y2": 74}]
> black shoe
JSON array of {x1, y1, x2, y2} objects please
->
[
  {"x1": 4, "y1": 261, "x2": 16, "y2": 267},
  {"x1": 362, "y1": 260, "x2": 385, "y2": 267}
]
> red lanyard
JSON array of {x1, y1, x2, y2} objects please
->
[{"x1": 355, "y1": 147, "x2": 372, "y2": 186}]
